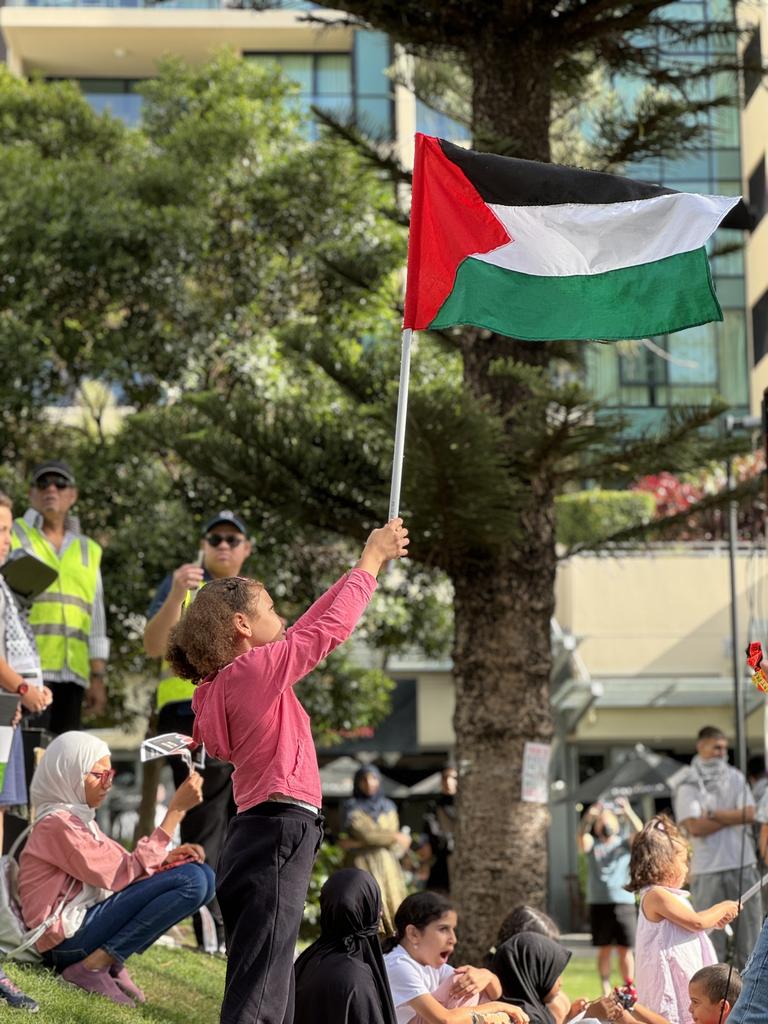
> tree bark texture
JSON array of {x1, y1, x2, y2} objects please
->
[{"x1": 449, "y1": 444, "x2": 557, "y2": 963}]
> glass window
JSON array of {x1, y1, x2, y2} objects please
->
[
  {"x1": 716, "y1": 310, "x2": 747, "y2": 404},
  {"x1": 709, "y1": 228, "x2": 744, "y2": 276},
  {"x1": 667, "y1": 323, "x2": 718, "y2": 385},
  {"x1": 662, "y1": 151, "x2": 710, "y2": 180},
  {"x1": 743, "y1": 27, "x2": 762, "y2": 106},
  {"x1": 714, "y1": 276, "x2": 745, "y2": 308},
  {"x1": 712, "y1": 147, "x2": 741, "y2": 179},
  {"x1": 754, "y1": 291, "x2": 768, "y2": 365},
  {"x1": 749, "y1": 158, "x2": 767, "y2": 227},
  {"x1": 316, "y1": 54, "x2": 351, "y2": 97},
  {"x1": 71, "y1": 78, "x2": 144, "y2": 126},
  {"x1": 353, "y1": 30, "x2": 390, "y2": 95}
]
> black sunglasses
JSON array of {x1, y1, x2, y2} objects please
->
[
  {"x1": 34, "y1": 475, "x2": 71, "y2": 490},
  {"x1": 205, "y1": 534, "x2": 244, "y2": 548}
]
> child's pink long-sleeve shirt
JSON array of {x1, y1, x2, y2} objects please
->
[
  {"x1": 19, "y1": 812, "x2": 173, "y2": 951},
  {"x1": 191, "y1": 568, "x2": 377, "y2": 813}
]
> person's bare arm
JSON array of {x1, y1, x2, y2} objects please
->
[
  {"x1": 450, "y1": 966, "x2": 502, "y2": 1000},
  {"x1": 616, "y1": 797, "x2": 643, "y2": 835},
  {"x1": 406, "y1": 992, "x2": 525, "y2": 1024},
  {"x1": 679, "y1": 816, "x2": 724, "y2": 837},
  {"x1": 710, "y1": 806, "x2": 755, "y2": 826},
  {"x1": 576, "y1": 803, "x2": 600, "y2": 853},
  {"x1": 760, "y1": 823, "x2": 768, "y2": 862},
  {"x1": 143, "y1": 564, "x2": 203, "y2": 657},
  {"x1": 643, "y1": 887, "x2": 738, "y2": 931}
]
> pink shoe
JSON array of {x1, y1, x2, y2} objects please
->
[
  {"x1": 110, "y1": 964, "x2": 146, "y2": 1004},
  {"x1": 61, "y1": 962, "x2": 135, "y2": 1006}
]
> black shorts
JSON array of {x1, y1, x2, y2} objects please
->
[{"x1": 590, "y1": 903, "x2": 637, "y2": 948}]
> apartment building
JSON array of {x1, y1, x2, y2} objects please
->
[{"x1": 0, "y1": 1, "x2": 412, "y2": 149}]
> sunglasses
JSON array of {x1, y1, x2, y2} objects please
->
[
  {"x1": 205, "y1": 534, "x2": 244, "y2": 548},
  {"x1": 87, "y1": 769, "x2": 116, "y2": 787},
  {"x1": 34, "y1": 476, "x2": 71, "y2": 491}
]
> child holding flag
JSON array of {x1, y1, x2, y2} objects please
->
[{"x1": 166, "y1": 517, "x2": 409, "y2": 1024}]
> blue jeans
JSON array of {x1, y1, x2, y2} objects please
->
[
  {"x1": 43, "y1": 862, "x2": 216, "y2": 969},
  {"x1": 729, "y1": 910, "x2": 768, "y2": 1023}
]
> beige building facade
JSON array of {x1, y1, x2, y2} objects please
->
[{"x1": 741, "y1": 2, "x2": 768, "y2": 413}]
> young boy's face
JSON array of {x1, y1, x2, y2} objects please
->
[{"x1": 689, "y1": 980, "x2": 728, "y2": 1024}]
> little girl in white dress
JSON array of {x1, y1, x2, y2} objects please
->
[{"x1": 628, "y1": 816, "x2": 739, "y2": 1024}]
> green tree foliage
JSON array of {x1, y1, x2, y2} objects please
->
[
  {"x1": 0, "y1": 54, "x2": 453, "y2": 737},
  {"x1": 1, "y1": 19, "x2": 758, "y2": 958}
]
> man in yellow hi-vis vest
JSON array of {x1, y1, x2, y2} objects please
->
[
  {"x1": 11, "y1": 460, "x2": 109, "y2": 735},
  {"x1": 143, "y1": 510, "x2": 252, "y2": 951}
]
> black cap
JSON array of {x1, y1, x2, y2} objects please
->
[
  {"x1": 203, "y1": 510, "x2": 248, "y2": 536},
  {"x1": 31, "y1": 460, "x2": 76, "y2": 486}
]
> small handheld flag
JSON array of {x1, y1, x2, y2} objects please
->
[
  {"x1": 404, "y1": 134, "x2": 747, "y2": 341},
  {"x1": 746, "y1": 642, "x2": 768, "y2": 693}
]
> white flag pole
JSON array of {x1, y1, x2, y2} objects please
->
[{"x1": 388, "y1": 328, "x2": 414, "y2": 520}]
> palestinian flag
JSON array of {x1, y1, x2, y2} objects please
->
[{"x1": 403, "y1": 134, "x2": 748, "y2": 341}]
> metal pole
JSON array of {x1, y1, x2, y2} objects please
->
[
  {"x1": 388, "y1": 329, "x2": 413, "y2": 520},
  {"x1": 728, "y1": 448, "x2": 747, "y2": 775}
]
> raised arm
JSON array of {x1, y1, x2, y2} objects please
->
[
  {"x1": 143, "y1": 565, "x2": 203, "y2": 657},
  {"x1": 250, "y1": 520, "x2": 409, "y2": 694}
]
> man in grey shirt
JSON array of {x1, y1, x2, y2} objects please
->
[{"x1": 673, "y1": 725, "x2": 760, "y2": 968}]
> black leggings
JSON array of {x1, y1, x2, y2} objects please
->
[{"x1": 217, "y1": 802, "x2": 323, "y2": 1024}]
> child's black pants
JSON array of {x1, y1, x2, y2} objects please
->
[{"x1": 217, "y1": 801, "x2": 323, "y2": 1024}]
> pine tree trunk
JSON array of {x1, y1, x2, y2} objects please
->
[
  {"x1": 451, "y1": 48, "x2": 556, "y2": 963},
  {"x1": 450, "y1": 337, "x2": 558, "y2": 965}
]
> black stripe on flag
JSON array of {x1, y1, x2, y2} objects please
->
[{"x1": 439, "y1": 139, "x2": 752, "y2": 231}]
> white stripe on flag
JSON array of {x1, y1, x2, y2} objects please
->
[{"x1": 474, "y1": 192, "x2": 740, "y2": 278}]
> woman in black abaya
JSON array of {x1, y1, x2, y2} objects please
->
[
  {"x1": 294, "y1": 868, "x2": 397, "y2": 1024},
  {"x1": 491, "y1": 933, "x2": 572, "y2": 1024}
]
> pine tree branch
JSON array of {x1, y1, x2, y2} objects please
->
[{"x1": 311, "y1": 106, "x2": 412, "y2": 184}]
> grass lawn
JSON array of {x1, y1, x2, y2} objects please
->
[
  {"x1": 0, "y1": 945, "x2": 226, "y2": 1024},
  {"x1": 563, "y1": 954, "x2": 624, "y2": 1003},
  {"x1": 0, "y1": 947, "x2": 616, "y2": 1022}
]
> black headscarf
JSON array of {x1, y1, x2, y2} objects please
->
[
  {"x1": 342, "y1": 765, "x2": 396, "y2": 831},
  {"x1": 294, "y1": 868, "x2": 397, "y2": 1024},
  {"x1": 491, "y1": 933, "x2": 572, "y2": 1024}
]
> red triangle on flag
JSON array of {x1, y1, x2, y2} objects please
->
[{"x1": 404, "y1": 134, "x2": 511, "y2": 331}]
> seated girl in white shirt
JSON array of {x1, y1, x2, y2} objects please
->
[{"x1": 383, "y1": 892, "x2": 529, "y2": 1024}]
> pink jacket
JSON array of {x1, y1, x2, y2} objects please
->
[
  {"x1": 19, "y1": 811, "x2": 173, "y2": 951},
  {"x1": 191, "y1": 569, "x2": 377, "y2": 813}
]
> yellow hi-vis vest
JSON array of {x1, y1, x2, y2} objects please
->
[
  {"x1": 156, "y1": 587, "x2": 197, "y2": 712},
  {"x1": 11, "y1": 518, "x2": 101, "y2": 687}
]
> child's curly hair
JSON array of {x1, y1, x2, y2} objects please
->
[
  {"x1": 166, "y1": 576, "x2": 263, "y2": 682},
  {"x1": 626, "y1": 813, "x2": 688, "y2": 892}
]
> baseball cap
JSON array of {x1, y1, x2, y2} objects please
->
[
  {"x1": 31, "y1": 460, "x2": 76, "y2": 486},
  {"x1": 203, "y1": 510, "x2": 248, "y2": 536}
]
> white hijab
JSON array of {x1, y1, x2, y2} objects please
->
[{"x1": 30, "y1": 731, "x2": 111, "y2": 836}]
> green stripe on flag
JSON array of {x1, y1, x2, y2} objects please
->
[
  {"x1": 430, "y1": 246, "x2": 722, "y2": 340},
  {"x1": 0, "y1": 763, "x2": 7, "y2": 790}
]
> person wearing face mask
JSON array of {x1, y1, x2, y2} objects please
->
[
  {"x1": 143, "y1": 510, "x2": 253, "y2": 952},
  {"x1": 672, "y1": 726, "x2": 760, "y2": 969},
  {"x1": 577, "y1": 797, "x2": 643, "y2": 995}
]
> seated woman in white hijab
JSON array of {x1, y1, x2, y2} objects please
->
[{"x1": 18, "y1": 732, "x2": 215, "y2": 1006}]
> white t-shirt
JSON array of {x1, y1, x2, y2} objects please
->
[
  {"x1": 384, "y1": 946, "x2": 455, "y2": 1024},
  {"x1": 673, "y1": 765, "x2": 756, "y2": 874}
]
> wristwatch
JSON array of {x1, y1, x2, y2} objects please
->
[{"x1": 17, "y1": 683, "x2": 29, "y2": 696}]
